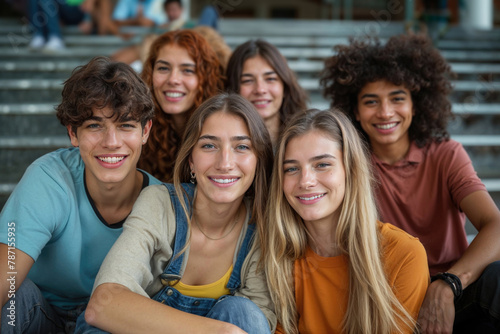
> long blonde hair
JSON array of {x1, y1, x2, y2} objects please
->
[{"x1": 261, "y1": 109, "x2": 415, "y2": 334}]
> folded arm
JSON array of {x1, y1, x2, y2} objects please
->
[
  {"x1": 418, "y1": 190, "x2": 500, "y2": 333},
  {"x1": 86, "y1": 283, "x2": 246, "y2": 334}
]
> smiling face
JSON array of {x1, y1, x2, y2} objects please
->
[
  {"x1": 68, "y1": 106, "x2": 152, "y2": 186},
  {"x1": 283, "y1": 129, "x2": 345, "y2": 226},
  {"x1": 239, "y1": 55, "x2": 284, "y2": 125},
  {"x1": 152, "y1": 43, "x2": 199, "y2": 122},
  {"x1": 189, "y1": 111, "x2": 257, "y2": 207},
  {"x1": 356, "y1": 80, "x2": 414, "y2": 159},
  {"x1": 164, "y1": 1, "x2": 182, "y2": 21}
]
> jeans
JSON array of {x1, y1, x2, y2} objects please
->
[
  {"x1": 206, "y1": 295, "x2": 271, "y2": 334},
  {"x1": 453, "y1": 261, "x2": 500, "y2": 333},
  {"x1": 1, "y1": 278, "x2": 87, "y2": 334},
  {"x1": 198, "y1": 5, "x2": 219, "y2": 30},
  {"x1": 29, "y1": 0, "x2": 84, "y2": 38},
  {"x1": 74, "y1": 295, "x2": 270, "y2": 334}
]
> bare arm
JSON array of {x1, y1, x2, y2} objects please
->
[
  {"x1": 448, "y1": 190, "x2": 500, "y2": 286},
  {"x1": 113, "y1": 17, "x2": 155, "y2": 27},
  {"x1": 418, "y1": 190, "x2": 500, "y2": 333},
  {"x1": 111, "y1": 44, "x2": 141, "y2": 64},
  {"x1": 79, "y1": 0, "x2": 97, "y2": 13},
  {"x1": 0, "y1": 244, "x2": 34, "y2": 307},
  {"x1": 86, "y1": 283, "x2": 247, "y2": 334}
]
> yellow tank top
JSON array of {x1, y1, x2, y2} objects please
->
[{"x1": 175, "y1": 265, "x2": 233, "y2": 299}]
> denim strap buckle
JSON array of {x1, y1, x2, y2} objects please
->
[{"x1": 160, "y1": 273, "x2": 181, "y2": 286}]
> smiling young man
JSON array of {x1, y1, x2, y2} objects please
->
[
  {"x1": 0, "y1": 57, "x2": 161, "y2": 333},
  {"x1": 321, "y1": 34, "x2": 500, "y2": 333}
]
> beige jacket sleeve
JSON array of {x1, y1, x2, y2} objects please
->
[
  {"x1": 237, "y1": 244, "x2": 277, "y2": 333},
  {"x1": 93, "y1": 185, "x2": 176, "y2": 298}
]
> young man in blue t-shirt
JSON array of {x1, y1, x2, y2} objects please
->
[{"x1": 0, "y1": 56, "x2": 161, "y2": 333}]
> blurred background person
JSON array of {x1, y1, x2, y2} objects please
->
[{"x1": 28, "y1": 0, "x2": 87, "y2": 52}]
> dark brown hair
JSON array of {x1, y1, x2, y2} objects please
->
[
  {"x1": 56, "y1": 56, "x2": 154, "y2": 134},
  {"x1": 320, "y1": 33, "x2": 455, "y2": 147},
  {"x1": 226, "y1": 39, "x2": 308, "y2": 133},
  {"x1": 139, "y1": 29, "x2": 225, "y2": 181}
]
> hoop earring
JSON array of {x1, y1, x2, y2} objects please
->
[{"x1": 190, "y1": 171, "x2": 196, "y2": 184}]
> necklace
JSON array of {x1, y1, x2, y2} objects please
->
[{"x1": 194, "y1": 206, "x2": 241, "y2": 241}]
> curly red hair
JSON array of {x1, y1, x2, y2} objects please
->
[{"x1": 139, "y1": 30, "x2": 225, "y2": 181}]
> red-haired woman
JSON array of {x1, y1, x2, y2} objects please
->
[{"x1": 138, "y1": 30, "x2": 225, "y2": 182}]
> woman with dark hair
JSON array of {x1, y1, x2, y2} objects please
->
[
  {"x1": 321, "y1": 33, "x2": 500, "y2": 333},
  {"x1": 85, "y1": 93, "x2": 276, "y2": 333},
  {"x1": 138, "y1": 29, "x2": 225, "y2": 182},
  {"x1": 226, "y1": 39, "x2": 308, "y2": 146}
]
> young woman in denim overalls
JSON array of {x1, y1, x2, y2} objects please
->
[{"x1": 83, "y1": 93, "x2": 276, "y2": 334}]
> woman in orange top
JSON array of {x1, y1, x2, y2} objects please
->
[{"x1": 261, "y1": 109, "x2": 429, "y2": 333}]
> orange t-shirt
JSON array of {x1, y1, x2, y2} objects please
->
[{"x1": 276, "y1": 222, "x2": 429, "y2": 334}]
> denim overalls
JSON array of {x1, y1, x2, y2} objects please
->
[{"x1": 152, "y1": 183, "x2": 256, "y2": 316}]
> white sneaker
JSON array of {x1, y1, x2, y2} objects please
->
[
  {"x1": 43, "y1": 36, "x2": 65, "y2": 53},
  {"x1": 29, "y1": 35, "x2": 45, "y2": 50},
  {"x1": 130, "y1": 59, "x2": 143, "y2": 73}
]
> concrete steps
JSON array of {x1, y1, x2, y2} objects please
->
[{"x1": 0, "y1": 18, "x2": 499, "y2": 211}]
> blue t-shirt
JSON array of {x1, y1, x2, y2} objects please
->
[
  {"x1": 0, "y1": 148, "x2": 161, "y2": 309},
  {"x1": 112, "y1": 0, "x2": 166, "y2": 25}
]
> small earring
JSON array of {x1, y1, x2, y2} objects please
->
[
  {"x1": 190, "y1": 171, "x2": 196, "y2": 184},
  {"x1": 142, "y1": 139, "x2": 146, "y2": 144}
]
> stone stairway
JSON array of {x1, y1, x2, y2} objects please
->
[{"x1": 1, "y1": 19, "x2": 499, "y2": 224}]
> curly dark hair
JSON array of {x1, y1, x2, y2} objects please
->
[
  {"x1": 226, "y1": 39, "x2": 308, "y2": 135},
  {"x1": 320, "y1": 33, "x2": 455, "y2": 147},
  {"x1": 56, "y1": 56, "x2": 154, "y2": 134},
  {"x1": 139, "y1": 30, "x2": 225, "y2": 182}
]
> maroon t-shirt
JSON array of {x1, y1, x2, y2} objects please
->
[{"x1": 373, "y1": 140, "x2": 486, "y2": 275}]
